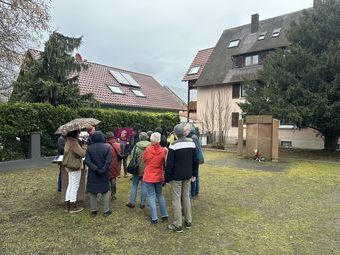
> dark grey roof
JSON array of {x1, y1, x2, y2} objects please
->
[{"x1": 196, "y1": 9, "x2": 306, "y2": 87}]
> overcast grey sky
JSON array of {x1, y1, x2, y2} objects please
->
[{"x1": 49, "y1": 0, "x2": 313, "y2": 90}]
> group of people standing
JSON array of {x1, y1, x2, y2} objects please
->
[{"x1": 58, "y1": 123, "x2": 204, "y2": 233}]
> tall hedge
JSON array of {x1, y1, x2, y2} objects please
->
[{"x1": 0, "y1": 103, "x2": 180, "y2": 161}]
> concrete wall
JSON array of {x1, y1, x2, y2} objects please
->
[
  {"x1": 197, "y1": 85, "x2": 339, "y2": 150},
  {"x1": 279, "y1": 127, "x2": 324, "y2": 150}
]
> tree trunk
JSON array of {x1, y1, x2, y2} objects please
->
[{"x1": 324, "y1": 132, "x2": 339, "y2": 152}]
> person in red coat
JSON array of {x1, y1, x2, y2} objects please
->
[
  {"x1": 143, "y1": 132, "x2": 169, "y2": 224},
  {"x1": 106, "y1": 132, "x2": 122, "y2": 200}
]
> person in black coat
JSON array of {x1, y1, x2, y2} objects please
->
[
  {"x1": 85, "y1": 131, "x2": 113, "y2": 217},
  {"x1": 56, "y1": 133, "x2": 66, "y2": 192},
  {"x1": 155, "y1": 127, "x2": 168, "y2": 147}
]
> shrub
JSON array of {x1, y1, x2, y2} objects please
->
[{"x1": 0, "y1": 103, "x2": 180, "y2": 161}]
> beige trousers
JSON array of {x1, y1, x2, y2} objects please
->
[{"x1": 170, "y1": 179, "x2": 192, "y2": 227}]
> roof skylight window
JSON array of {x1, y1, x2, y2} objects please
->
[
  {"x1": 188, "y1": 66, "x2": 200, "y2": 75},
  {"x1": 132, "y1": 90, "x2": 146, "y2": 97},
  {"x1": 272, "y1": 28, "x2": 281, "y2": 38},
  {"x1": 108, "y1": 85, "x2": 124, "y2": 94},
  {"x1": 228, "y1": 39, "x2": 240, "y2": 48},
  {"x1": 258, "y1": 32, "x2": 267, "y2": 41}
]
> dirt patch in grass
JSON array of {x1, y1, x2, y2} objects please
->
[{"x1": 0, "y1": 150, "x2": 339, "y2": 255}]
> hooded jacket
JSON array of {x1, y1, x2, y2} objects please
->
[
  {"x1": 133, "y1": 140, "x2": 151, "y2": 176},
  {"x1": 187, "y1": 128, "x2": 204, "y2": 164},
  {"x1": 143, "y1": 143, "x2": 167, "y2": 183},
  {"x1": 106, "y1": 137, "x2": 121, "y2": 179},
  {"x1": 85, "y1": 131, "x2": 112, "y2": 194}
]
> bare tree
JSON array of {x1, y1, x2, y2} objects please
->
[
  {"x1": 202, "y1": 86, "x2": 232, "y2": 148},
  {"x1": 202, "y1": 87, "x2": 216, "y2": 144},
  {"x1": 0, "y1": 0, "x2": 50, "y2": 100},
  {"x1": 221, "y1": 89, "x2": 232, "y2": 145}
]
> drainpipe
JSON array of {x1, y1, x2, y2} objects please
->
[{"x1": 187, "y1": 82, "x2": 190, "y2": 123}]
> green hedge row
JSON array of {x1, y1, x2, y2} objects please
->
[{"x1": 0, "y1": 103, "x2": 180, "y2": 161}]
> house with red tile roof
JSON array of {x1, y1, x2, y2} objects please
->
[
  {"x1": 182, "y1": 47, "x2": 214, "y2": 121},
  {"x1": 24, "y1": 49, "x2": 186, "y2": 112}
]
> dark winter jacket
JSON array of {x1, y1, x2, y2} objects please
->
[
  {"x1": 165, "y1": 137, "x2": 198, "y2": 182},
  {"x1": 118, "y1": 137, "x2": 131, "y2": 157},
  {"x1": 85, "y1": 131, "x2": 112, "y2": 194},
  {"x1": 155, "y1": 127, "x2": 168, "y2": 147},
  {"x1": 187, "y1": 128, "x2": 204, "y2": 164}
]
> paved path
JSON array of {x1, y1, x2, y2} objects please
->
[{"x1": 205, "y1": 156, "x2": 290, "y2": 172}]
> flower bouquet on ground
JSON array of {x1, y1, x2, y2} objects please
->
[{"x1": 254, "y1": 149, "x2": 265, "y2": 162}]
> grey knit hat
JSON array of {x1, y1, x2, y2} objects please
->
[
  {"x1": 174, "y1": 124, "x2": 185, "y2": 138},
  {"x1": 139, "y1": 132, "x2": 149, "y2": 141},
  {"x1": 106, "y1": 132, "x2": 115, "y2": 139}
]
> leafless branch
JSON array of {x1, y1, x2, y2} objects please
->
[{"x1": 0, "y1": 0, "x2": 50, "y2": 99}]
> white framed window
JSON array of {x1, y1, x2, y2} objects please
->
[
  {"x1": 258, "y1": 32, "x2": 267, "y2": 40},
  {"x1": 132, "y1": 90, "x2": 146, "y2": 97},
  {"x1": 281, "y1": 141, "x2": 292, "y2": 148},
  {"x1": 272, "y1": 28, "x2": 281, "y2": 38},
  {"x1": 108, "y1": 85, "x2": 124, "y2": 94},
  {"x1": 188, "y1": 66, "x2": 200, "y2": 75},
  {"x1": 245, "y1": 55, "x2": 259, "y2": 66},
  {"x1": 228, "y1": 39, "x2": 240, "y2": 48},
  {"x1": 241, "y1": 83, "x2": 247, "y2": 97}
]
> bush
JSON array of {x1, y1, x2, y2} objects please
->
[{"x1": 0, "y1": 103, "x2": 180, "y2": 161}]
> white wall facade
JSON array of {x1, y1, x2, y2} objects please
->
[{"x1": 197, "y1": 85, "x2": 337, "y2": 150}]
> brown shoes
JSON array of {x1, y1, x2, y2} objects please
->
[
  {"x1": 126, "y1": 202, "x2": 135, "y2": 208},
  {"x1": 69, "y1": 202, "x2": 84, "y2": 214},
  {"x1": 64, "y1": 201, "x2": 70, "y2": 212}
]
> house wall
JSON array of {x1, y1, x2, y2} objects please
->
[
  {"x1": 197, "y1": 85, "x2": 336, "y2": 150},
  {"x1": 197, "y1": 85, "x2": 242, "y2": 134}
]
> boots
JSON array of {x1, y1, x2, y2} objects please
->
[
  {"x1": 69, "y1": 202, "x2": 84, "y2": 214},
  {"x1": 64, "y1": 201, "x2": 70, "y2": 212}
]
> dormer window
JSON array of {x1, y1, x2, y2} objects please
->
[
  {"x1": 188, "y1": 66, "x2": 200, "y2": 75},
  {"x1": 258, "y1": 32, "x2": 267, "y2": 41},
  {"x1": 228, "y1": 39, "x2": 240, "y2": 48},
  {"x1": 272, "y1": 28, "x2": 281, "y2": 38}
]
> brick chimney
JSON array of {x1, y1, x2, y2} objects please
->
[
  {"x1": 314, "y1": 0, "x2": 322, "y2": 7},
  {"x1": 251, "y1": 14, "x2": 259, "y2": 33},
  {"x1": 75, "y1": 53, "x2": 83, "y2": 63}
]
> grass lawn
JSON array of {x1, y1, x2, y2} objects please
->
[{"x1": 0, "y1": 151, "x2": 339, "y2": 255}]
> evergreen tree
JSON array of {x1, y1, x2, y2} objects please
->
[
  {"x1": 239, "y1": 0, "x2": 340, "y2": 151},
  {"x1": 11, "y1": 32, "x2": 98, "y2": 108}
]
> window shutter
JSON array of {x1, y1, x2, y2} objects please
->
[
  {"x1": 231, "y1": 112, "x2": 240, "y2": 127},
  {"x1": 232, "y1": 83, "x2": 241, "y2": 99}
]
